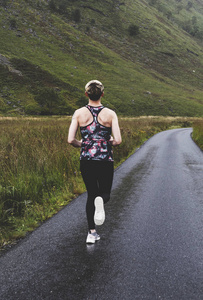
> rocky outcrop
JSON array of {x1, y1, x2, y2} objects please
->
[
  {"x1": 0, "y1": 54, "x2": 22, "y2": 76},
  {"x1": 0, "y1": 54, "x2": 11, "y2": 67}
]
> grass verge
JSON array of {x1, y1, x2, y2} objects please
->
[
  {"x1": 192, "y1": 120, "x2": 203, "y2": 151},
  {"x1": 0, "y1": 116, "x2": 200, "y2": 250}
]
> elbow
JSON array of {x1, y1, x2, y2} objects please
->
[
  {"x1": 67, "y1": 137, "x2": 74, "y2": 145},
  {"x1": 114, "y1": 137, "x2": 122, "y2": 146},
  {"x1": 117, "y1": 138, "x2": 122, "y2": 145}
]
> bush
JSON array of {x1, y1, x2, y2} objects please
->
[
  {"x1": 182, "y1": 20, "x2": 199, "y2": 37},
  {"x1": 0, "y1": 0, "x2": 9, "y2": 7},
  {"x1": 49, "y1": 0, "x2": 68, "y2": 14},
  {"x1": 72, "y1": 9, "x2": 81, "y2": 23},
  {"x1": 128, "y1": 24, "x2": 139, "y2": 36},
  {"x1": 35, "y1": 88, "x2": 68, "y2": 115},
  {"x1": 9, "y1": 18, "x2": 17, "y2": 30},
  {"x1": 58, "y1": 2, "x2": 67, "y2": 14},
  {"x1": 186, "y1": 1, "x2": 193, "y2": 11},
  {"x1": 149, "y1": 0, "x2": 158, "y2": 5},
  {"x1": 49, "y1": 0, "x2": 56, "y2": 11}
]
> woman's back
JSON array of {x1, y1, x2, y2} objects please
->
[
  {"x1": 76, "y1": 106, "x2": 114, "y2": 128},
  {"x1": 80, "y1": 105, "x2": 113, "y2": 161}
]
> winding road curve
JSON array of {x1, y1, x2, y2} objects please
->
[{"x1": 0, "y1": 128, "x2": 203, "y2": 300}]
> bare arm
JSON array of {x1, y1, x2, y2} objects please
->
[
  {"x1": 67, "y1": 112, "x2": 82, "y2": 148},
  {"x1": 110, "y1": 112, "x2": 122, "y2": 146}
]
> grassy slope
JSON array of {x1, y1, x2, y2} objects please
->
[{"x1": 0, "y1": 0, "x2": 203, "y2": 116}]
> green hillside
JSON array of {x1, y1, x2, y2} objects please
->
[{"x1": 0, "y1": 0, "x2": 203, "y2": 116}]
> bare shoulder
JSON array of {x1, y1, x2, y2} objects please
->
[
  {"x1": 103, "y1": 107, "x2": 117, "y2": 120},
  {"x1": 103, "y1": 107, "x2": 117, "y2": 117},
  {"x1": 73, "y1": 107, "x2": 87, "y2": 118}
]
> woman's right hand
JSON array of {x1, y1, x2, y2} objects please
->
[{"x1": 109, "y1": 136, "x2": 114, "y2": 144}]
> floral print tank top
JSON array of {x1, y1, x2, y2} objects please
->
[{"x1": 80, "y1": 105, "x2": 113, "y2": 161}]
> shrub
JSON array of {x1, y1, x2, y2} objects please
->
[
  {"x1": 182, "y1": 20, "x2": 199, "y2": 37},
  {"x1": 9, "y1": 18, "x2": 17, "y2": 30},
  {"x1": 49, "y1": 0, "x2": 56, "y2": 11},
  {"x1": 0, "y1": 0, "x2": 9, "y2": 7},
  {"x1": 149, "y1": 0, "x2": 158, "y2": 5},
  {"x1": 186, "y1": 1, "x2": 193, "y2": 11},
  {"x1": 128, "y1": 24, "x2": 139, "y2": 36},
  {"x1": 72, "y1": 9, "x2": 81, "y2": 23},
  {"x1": 58, "y1": 1, "x2": 67, "y2": 14},
  {"x1": 34, "y1": 88, "x2": 67, "y2": 115}
]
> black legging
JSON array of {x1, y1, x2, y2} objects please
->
[{"x1": 80, "y1": 160, "x2": 114, "y2": 230}]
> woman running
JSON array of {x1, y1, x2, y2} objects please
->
[{"x1": 68, "y1": 80, "x2": 122, "y2": 244}]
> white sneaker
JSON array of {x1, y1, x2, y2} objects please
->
[
  {"x1": 86, "y1": 231, "x2": 100, "y2": 244},
  {"x1": 94, "y1": 196, "x2": 105, "y2": 226}
]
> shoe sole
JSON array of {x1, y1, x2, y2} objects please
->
[
  {"x1": 86, "y1": 234, "x2": 100, "y2": 244},
  {"x1": 86, "y1": 237, "x2": 96, "y2": 244},
  {"x1": 94, "y1": 196, "x2": 105, "y2": 226}
]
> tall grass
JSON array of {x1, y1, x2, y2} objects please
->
[
  {"x1": 0, "y1": 117, "x2": 83, "y2": 246},
  {"x1": 192, "y1": 120, "x2": 203, "y2": 150},
  {"x1": 0, "y1": 116, "x2": 196, "y2": 248}
]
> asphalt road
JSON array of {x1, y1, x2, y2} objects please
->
[{"x1": 0, "y1": 128, "x2": 203, "y2": 300}]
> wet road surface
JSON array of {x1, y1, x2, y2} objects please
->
[{"x1": 0, "y1": 128, "x2": 203, "y2": 300}]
